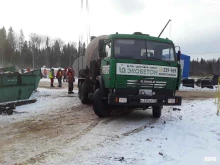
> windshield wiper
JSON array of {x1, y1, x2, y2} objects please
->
[{"x1": 147, "y1": 57, "x2": 172, "y2": 66}]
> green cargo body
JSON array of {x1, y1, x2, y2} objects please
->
[
  {"x1": 22, "y1": 69, "x2": 42, "y2": 90},
  {"x1": 0, "y1": 85, "x2": 35, "y2": 103},
  {"x1": 0, "y1": 66, "x2": 16, "y2": 73},
  {"x1": 0, "y1": 70, "x2": 41, "y2": 103}
]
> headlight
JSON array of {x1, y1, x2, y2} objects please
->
[
  {"x1": 168, "y1": 98, "x2": 175, "y2": 104},
  {"x1": 119, "y1": 98, "x2": 127, "y2": 103}
]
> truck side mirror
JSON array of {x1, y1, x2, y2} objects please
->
[
  {"x1": 177, "y1": 50, "x2": 181, "y2": 61},
  {"x1": 98, "y1": 39, "x2": 104, "y2": 52},
  {"x1": 98, "y1": 39, "x2": 106, "y2": 58}
]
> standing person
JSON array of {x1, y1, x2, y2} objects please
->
[
  {"x1": 66, "y1": 68, "x2": 75, "y2": 94},
  {"x1": 27, "y1": 67, "x2": 30, "y2": 72},
  {"x1": 56, "y1": 67, "x2": 63, "y2": 87},
  {"x1": 49, "y1": 68, "x2": 55, "y2": 87},
  {"x1": 63, "y1": 67, "x2": 67, "y2": 82}
]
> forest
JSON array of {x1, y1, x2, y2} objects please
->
[
  {"x1": 0, "y1": 26, "x2": 85, "y2": 69},
  {"x1": 0, "y1": 26, "x2": 219, "y2": 76}
]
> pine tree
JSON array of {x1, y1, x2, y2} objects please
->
[
  {"x1": 0, "y1": 27, "x2": 6, "y2": 66},
  {"x1": 8, "y1": 27, "x2": 16, "y2": 52},
  {"x1": 53, "y1": 40, "x2": 60, "y2": 67},
  {"x1": 7, "y1": 27, "x2": 16, "y2": 63},
  {"x1": 3, "y1": 39, "x2": 13, "y2": 64},
  {"x1": 19, "y1": 29, "x2": 25, "y2": 51}
]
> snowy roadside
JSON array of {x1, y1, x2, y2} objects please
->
[
  {"x1": 40, "y1": 78, "x2": 78, "y2": 86},
  {"x1": 0, "y1": 87, "x2": 79, "y2": 126},
  {"x1": 42, "y1": 99, "x2": 220, "y2": 165}
]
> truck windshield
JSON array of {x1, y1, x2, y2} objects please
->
[{"x1": 114, "y1": 39, "x2": 176, "y2": 61}]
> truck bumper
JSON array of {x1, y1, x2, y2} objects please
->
[{"x1": 108, "y1": 94, "x2": 182, "y2": 106}]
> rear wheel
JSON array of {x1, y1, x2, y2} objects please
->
[
  {"x1": 152, "y1": 106, "x2": 162, "y2": 118},
  {"x1": 7, "y1": 109, "x2": 13, "y2": 115},
  {"x1": 78, "y1": 82, "x2": 82, "y2": 99},
  {"x1": 80, "y1": 82, "x2": 89, "y2": 104},
  {"x1": 93, "y1": 88, "x2": 111, "y2": 117}
]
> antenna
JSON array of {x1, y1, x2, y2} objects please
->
[
  {"x1": 86, "y1": 0, "x2": 90, "y2": 46},
  {"x1": 158, "y1": 19, "x2": 171, "y2": 38}
]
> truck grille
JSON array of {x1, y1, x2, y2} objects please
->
[{"x1": 127, "y1": 78, "x2": 167, "y2": 89}]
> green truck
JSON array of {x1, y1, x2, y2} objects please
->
[{"x1": 78, "y1": 32, "x2": 182, "y2": 118}]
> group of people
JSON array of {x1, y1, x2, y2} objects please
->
[{"x1": 48, "y1": 67, "x2": 75, "y2": 94}]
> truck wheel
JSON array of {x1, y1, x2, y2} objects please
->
[
  {"x1": 78, "y1": 82, "x2": 82, "y2": 99},
  {"x1": 93, "y1": 88, "x2": 111, "y2": 117},
  {"x1": 81, "y1": 82, "x2": 89, "y2": 104},
  {"x1": 7, "y1": 109, "x2": 13, "y2": 115},
  {"x1": 152, "y1": 106, "x2": 162, "y2": 118}
]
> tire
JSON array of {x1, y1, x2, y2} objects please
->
[
  {"x1": 80, "y1": 82, "x2": 89, "y2": 104},
  {"x1": 7, "y1": 109, "x2": 13, "y2": 115},
  {"x1": 93, "y1": 88, "x2": 111, "y2": 117},
  {"x1": 152, "y1": 106, "x2": 162, "y2": 118},
  {"x1": 78, "y1": 82, "x2": 82, "y2": 99}
]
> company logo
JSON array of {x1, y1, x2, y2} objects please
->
[{"x1": 116, "y1": 63, "x2": 178, "y2": 78}]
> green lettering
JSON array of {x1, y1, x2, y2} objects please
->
[
  {"x1": 140, "y1": 69, "x2": 143, "y2": 74},
  {"x1": 119, "y1": 67, "x2": 126, "y2": 73},
  {"x1": 131, "y1": 68, "x2": 135, "y2": 73},
  {"x1": 127, "y1": 68, "x2": 131, "y2": 73}
]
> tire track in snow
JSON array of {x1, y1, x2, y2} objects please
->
[
  {"x1": 122, "y1": 120, "x2": 157, "y2": 136},
  {"x1": 18, "y1": 120, "x2": 101, "y2": 165}
]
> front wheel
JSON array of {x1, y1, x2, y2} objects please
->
[
  {"x1": 80, "y1": 82, "x2": 89, "y2": 104},
  {"x1": 152, "y1": 106, "x2": 162, "y2": 118},
  {"x1": 78, "y1": 82, "x2": 82, "y2": 99},
  {"x1": 93, "y1": 88, "x2": 111, "y2": 117}
]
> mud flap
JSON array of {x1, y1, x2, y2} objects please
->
[
  {"x1": 182, "y1": 79, "x2": 195, "y2": 88},
  {"x1": 201, "y1": 79, "x2": 213, "y2": 89}
]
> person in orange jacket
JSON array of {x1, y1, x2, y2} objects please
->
[
  {"x1": 56, "y1": 67, "x2": 63, "y2": 87},
  {"x1": 66, "y1": 68, "x2": 75, "y2": 94}
]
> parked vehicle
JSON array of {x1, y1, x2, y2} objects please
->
[{"x1": 78, "y1": 32, "x2": 182, "y2": 118}]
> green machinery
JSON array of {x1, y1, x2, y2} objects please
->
[{"x1": 0, "y1": 66, "x2": 41, "y2": 114}]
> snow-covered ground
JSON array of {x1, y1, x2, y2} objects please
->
[
  {"x1": 0, "y1": 87, "x2": 79, "y2": 126},
  {"x1": 0, "y1": 84, "x2": 219, "y2": 165},
  {"x1": 40, "y1": 99, "x2": 220, "y2": 165}
]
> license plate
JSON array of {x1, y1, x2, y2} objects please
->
[
  {"x1": 140, "y1": 99, "x2": 157, "y2": 103},
  {"x1": 139, "y1": 89, "x2": 152, "y2": 96}
]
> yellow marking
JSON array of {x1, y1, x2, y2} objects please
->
[{"x1": 216, "y1": 77, "x2": 220, "y2": 115}]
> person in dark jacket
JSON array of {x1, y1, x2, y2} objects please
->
[{"x1": 56, "y1": 68, "x2": 63, "y2": 87}]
